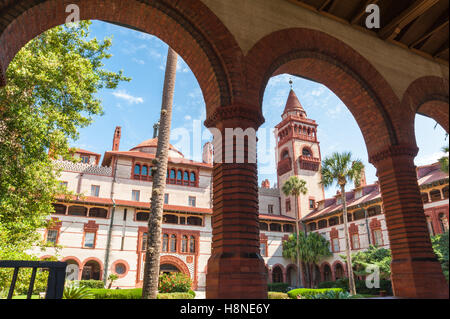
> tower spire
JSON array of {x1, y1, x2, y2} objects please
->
[{"x1": 282, "y1": 87, "x2": 307, "y2": 118}]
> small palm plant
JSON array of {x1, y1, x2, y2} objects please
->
[
  {"x1": 320, "y1": 152, "x2": 364, "y2": 295},
  {"x1": 282, "y1": 176, "x2": 308, "y2": 287},
  {"x1": 63, "y1": 282, "x2": 93, "y2": 299},
  {"x1": 439, "y1": 146, "x2": 449, "y2": 174}
]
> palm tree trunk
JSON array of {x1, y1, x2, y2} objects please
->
[
  {"x1": 341, "y1": 184, "x2": 356, "y2": 295},
  {"x1": 142, "y1": 47, "x2": 178, "y2": 299},
  {"x1": 294, "y1": 194, "x2": 304, "y2": 287}
]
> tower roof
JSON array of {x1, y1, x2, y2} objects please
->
[{"x1": 283, "y1": 89, "x2": 307, "y2": 118}]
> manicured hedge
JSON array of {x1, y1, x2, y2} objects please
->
[
  {"x1": 87, "y1": 288, "x2": 195, "y2": 299},
  {"x1": 157, "y1": 292, "x2": 194, "y2": 299},
  {"x1": 268, "y1": 292, "x2": 289, "y2": 299},
  {"x1": 287, "y1": 288, "x2": 344, "y2": 299},
  {"x1": 267, "y1": 283, "x2": 290, "y2": 292},
  {"x1": 317, "y1": 278, "x2": 392, "y2": 295},
  {"x1": 77, "y1": 280, "x2": 105, "y2": 289}
]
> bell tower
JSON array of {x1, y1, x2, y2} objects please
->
[{"x1": 275, "y1": 82, "x2": 325, "y2": 220}]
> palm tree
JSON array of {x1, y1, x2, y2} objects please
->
[
  {"x1": 320, "y1": 152, "x2": 364, "y2": 295},
  {"x1": 282, "y1": 176, "x2": 308, "y2": 287},
  {"x1": 305, "y1": 232, "x2": 332, "y2": 288},
  {"x1": 439, "y1": 146, "x2": 449, "y2": 174},
  {"x1": 142, "y1": 47, "x2": 178, "y2": 299}
]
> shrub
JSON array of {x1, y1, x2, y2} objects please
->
[
  {"x1": 89, "y1": 288, "x2": 142, "y2": 299},
  {"x1": 158, "y1": 272, "x2": 192, "y2": 293},
  {"x1": 318, "y1": 278, "x2": 392, "y2": 295},
  {"x1": 287, "y1": 288, "x2": 344, "y2": 299},
  {"x1": 157, "y1": 292, "x2": 194, "y2": 299},
  {"x1": 268, "y1": 283, "x2": 290, "y2": 292},
  {"x1": 309, "y1": 290, "x2": 352, "y2": 299},
  {"x1": 268, "y1": 292, "x2": 289, "y2": 299},
  {"x1": 77, "y1": 280, "x2": 105, "y2": 289},
  {"x1": 63, "y1": 285, "x2": 93, "y2": 299},
  {"x1": 187, "y1": 290, "x2": 196, "y2": 298}
]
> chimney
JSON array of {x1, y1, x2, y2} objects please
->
[
  {"x1": 356, "y1": 167, "x2": 367, "y2": 188},
  {"x1": 261, "y1": 179, "x2": 270, "y2": 189},
  {"x1": 202, "y1": 142, "x2": 213, "y2": 164},
  {"x1": 112, "y1": 126, "x2": 121, "y2": 151}
]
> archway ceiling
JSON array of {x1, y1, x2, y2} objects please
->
[{"x1": 287, "y1": 0, "x2": 449, "y2": 65}]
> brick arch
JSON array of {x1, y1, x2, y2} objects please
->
[
  {"x1": 0, "y1": 0, "x2": 244, "y2": 114},
  {"x1": 81, "y1": 257, "x2": 104, "y2": 280},
  {"x1": 332, "y1": 260, "x2": 347, "y2": 279},
  {"x1": 245, "y1": 27, "x2": 407, "y2": 157},
  {"x1": 160, "y1": 255, "x2": 190, "y2": 277},
  {"x1": 61, "y1": 256, "x2": 82, "y2": 267},
  {"x1": 402, "y1": 76, "x2": 449, "y2": 133},
  {"x1": 320, "y1": 262, "x2": 333, "y2": 282}
]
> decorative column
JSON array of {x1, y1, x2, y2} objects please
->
[
  {"x1": 204, "y1": 105, "x2": 267, "y2": 299},
  {"x1": 370, "y1": 144, "x2": 449, "y2": 298}
]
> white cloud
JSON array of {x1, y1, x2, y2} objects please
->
[
  {"x1": 112, "y1": 90, "x2": 144, "y2": 105},
  {"x1": 184, "y1": 115, "x2": 192, "y2": 121},
  {"x1": 415, "y1": 151, "x2": 447, "y2": 166},
  {"x1": 132, "y1": 58, "x2": 145, "y2": 65}
]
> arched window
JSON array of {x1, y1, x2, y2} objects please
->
[
  {"x1": 68, "y1": 205, "x2": 87, "y2": 216},
  {"x1": 52, "y1": 204, "x2": 66, "y2": 215},
  {"x1": 272, "y1": 266, "x2": 283, "y2": 283},
  {"x1": 189, "y1": 236, "x2": 195, "y2": 253},
  {"x1": 335, "y1": 263, "x2": 344, "y2": 279},
  {"x1": 269, "y1": 223, "x2": 282, "y2": 232},
  {"x1": 134, "y1": 164, "x2": 141, "y2": 176},
  {"x1": 89, "y1": 207, "x2": 108, "y2": 218},
  {"x1": 170, "y1": 234, "x2": 177, "y2": 252},
  {"x1": 308, "y1": 222, "x2": 317, "y2": 231},
  {"x1": 169, "y1": 169, "x2": 176, "y2": 184},
  {"x1": 323, "y1": 264, "x2": 332, "y2": 282},
  {"x1": 136, "y1": 211, "x2": 149, "y2": 221},
  {"x1": 430, "y1": 189, "x2": 442, "y2": 202},
  {"x1": 190, "y1": 172, "x2": 196, "y2": 186},
  {"x1": 328, "y1": 216, "x2": 339, "y2": 226},
  {"x1": 318, "y1": 219, "x2": 328, "y2": 229},
  {"x1": 177, "y1": 170, "x2": 183, "y2": 185},
  {"x1": 163, "y1": 214, "x2": 178, "y2": 224},
  {"x1": 281, "y1": 150, "x2": 289, "y2": 159},
  {"x1": 162, "y1": 234, "x2": 169, "y2": 252},
  {"x1": 181, "y1": 235, "x2": 188, "y2": 253},
  {"x1": 302, "y1": 147, "x2": 312, "y2": 157},
  {"x1": 142, "y1": 165, "x2": 148, "y2": 176},
  {"x1": 183, "y1": 171, "x2": 189, "y2": 186},
  {"x1": 260, "y1": 222, "x2": 268, "y2": 231},
  {"x1": 353, "y1": 209, "x2": 365, "y2": 221},
  {"x1": 187, "y1": 216, "x2": 202, "y2": 226},
  {"x1": 283, "y1": 224, "x2": 294, "y2": 233}
]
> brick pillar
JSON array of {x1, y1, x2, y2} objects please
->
[
  {"x1": 205, "y1": 105, "x2": 267, "y2": 299},
  {"x1": 370, "y1": 144, "x2": 449, "y2": 299}
]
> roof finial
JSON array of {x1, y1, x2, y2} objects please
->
[{"x1": 289, "y1": 78, "x2": 293, "y2": 90}]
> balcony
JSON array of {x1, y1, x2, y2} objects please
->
[
  {"x1": 299, "y1": 155, "x2": 320, "y2": 171},
  {"x1": 277, "y1": 157, "x2": 292, "y2": 176}
]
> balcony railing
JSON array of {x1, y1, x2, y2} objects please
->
[
  {"x1": 277, "y1": 157, "x2": 292, "y2": 176},
  {"x1": 0, "y1": 260, "x2": 67, "y2": 299}
]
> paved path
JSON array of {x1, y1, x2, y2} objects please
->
[{"x1": 194, "y1": 290, "x2": 206, "y2": 299}]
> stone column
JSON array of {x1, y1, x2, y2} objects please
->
[
  {"x1": 205, "y1": 105, "x2": 267, "y2": 299},
  {"x1": 370, "y1": 144, "x2": 449, "y2": 298}
]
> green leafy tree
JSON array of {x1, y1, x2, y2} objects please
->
[
  {"x1": 431, "y1": 231, "x2": 449, "y2": 281},
  {"x1": 0, "y1": 21, "x2": 129, "y2": 258},
  {"x1": 320, "y1": 152, "x2": 364, "y2": 295},
  {"x1": 107, "y1": 274, "x2": 119, "y2": 289},
  {"x1": 282, "y1": 176, "x2": 308, "y2": 287},
  {"x1": 341, "y1": 245, "x2": 392, "y2": 280},
  {"x1": 439, "y1": 146, "x2": 449, "y2": 174},
  {"x1": 305, "y1": 232, "x2": 332, "y2": 288}
]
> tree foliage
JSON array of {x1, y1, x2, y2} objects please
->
[
  {"x1": 341, "y1": 245, "x2": 392, "y2": 280},
  {"x1": 0, "y1": 21, "x2": 129, "y2": 256},
  {"x1": 431, "y1": 231, "x2": 449, "y2": 281},
  {"x1": 439, "y1": 146, "x2": 449, "y2": 174}
]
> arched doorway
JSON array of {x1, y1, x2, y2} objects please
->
[
  {"x1": 82, "y1": 260, "x2": 102, "y2": 281},
  {"x1": 334, "y1": 263, "x2": 345, "y2": 280},
  {"x1": 286, "y1": 265, "x2": 297, "y2": 287},
  {"x1": 323, "y1": 264, "x2": 332, "y2": 282},
  {"x1": 271, "y1": 266, "x2": 283, "y2": 283},
  {"x1": 160, "y1": 263, "x2": 181, "y2": 274}
]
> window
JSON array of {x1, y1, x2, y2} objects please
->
[
  {"x1": 81, "y1": 155, "x2": 89, "y2": 164},
  {"x1": 269, "y1": 223, "x2": 282, "y2": 232},
  {"x1": 141, "y1": 166, "x2": 148, "y2": 176},
  {"x1": 183, "y1": 171, "x2": 189, "y2": 186},
  {"x1": 68, "y1": 205, "x2": 88, "y2": 216},
  {"x1": 136, "y1": 211, "x2": 149, "y2": 221},
  {"x1": 115, "y1": 263, "x2": 126, "y2": 275},
  {"x1": 132, "y1": 190, "x2": 140, "y2": 202},
  {"x1": 141, "y1": 232, "x2": 148, "y2": 251},
  {"x1": 302, "y1": 148, "x2": 312, "y2": 157},
  {"x1": 163, "y1": 214, "x2": 178, "y2": 224},
  {"x1": 282, "y1": 150, "x2": 289, "y2": 159},
  {"x1": 52, "y1": 204, "x2": 66, "y2": 215},
  {"x1": 83, "y1": 232, "x2": 95, "y2": 248},
  {"x1": 91, "y1": 185, "x2": 100, "y2": 197},
  {"x1": 162, "y1": 234, "x2": 169, "y2": 252},
  {"x1": 181, "y1": 235, "x2": 188, "y2": 253},
  {"x1": 164, "y1": 193, "x2": 169, "y2": 204},
  {"x1": 46, "y1": 229, "x2": 58, "y2": 245},
  {"x1": 189, "y1": 236, "x2": 195, "y2": 253},
  {"x1": 373, "y1": 229, "x2": 383, "y2": 246},
  {"x1": 332, "y1": 238, "x2": 340, "y2": 252},
  {"x1": 260, "y1": 243, "x2": 267, "y2": 257},
  {"x1": 190, "y1": 172, "x2": 196, "y2": 186},
  {"x1": 286, "y1": 199, "x2": 291, "y2": 212},
  {"x1": 309, "y1": 199, "x2": 315, "y2": 209},
  {"x1": 177, "y1": 170, "x2": 183, "y2": 185},
  {"x1": 351, "y1": 234, "x2": 360, "y2": 249},
  {"x1": 188, "y1": 196, "x2": 196, "y2": 207},
  {"x1": 134, "y1": 164, "x2": 141, "y2": 175},
  {"x1": 268, "y1": 204, "x2": 274, "y2": 214},
  {"x1": 187, "y1": 216, "x2": 202, "y2": 226},
  {"x1": 283, "y1": 224, "x2": 294, "y2": 232},
  {"x1": 170, "y1": 234, "x2": 177, "y2": 252},
  {"x1": 260, "y1": 222, "x2": 268, "y2": 231},
  {"x1": 89, "y1": 207, "x2": 108, "y2": 218}
]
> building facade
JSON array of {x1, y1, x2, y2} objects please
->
[{"x1": 34, "y1": 90, "x2": 449, "y2": 289}]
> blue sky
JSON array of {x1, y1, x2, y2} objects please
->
[{"x1": 71, "y1": 21, "x2": 448, "y2": 198}]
